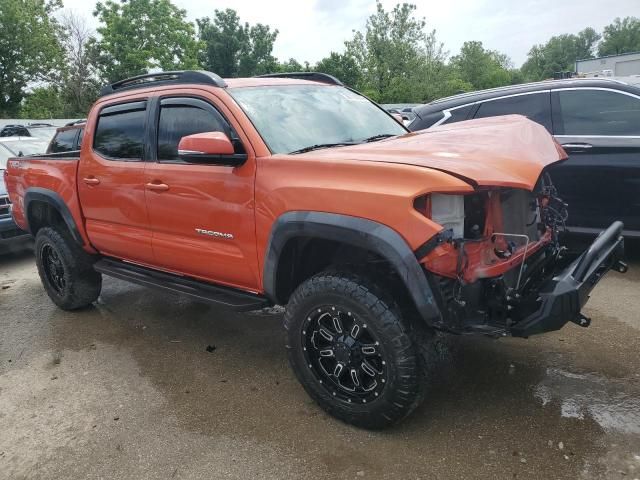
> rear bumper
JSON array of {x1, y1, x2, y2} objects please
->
[
  {"x1": 0, "y1": 216, "x2": 31, "y2": 245},
  {"x1": 510, "y1": 221, "x2": 626, "y2": 337}
]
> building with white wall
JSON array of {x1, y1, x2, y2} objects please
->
[{"x1": 576, "y1": 51, "x2": 640, "y2": 77}]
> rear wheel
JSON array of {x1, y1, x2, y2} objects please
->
[
  {"x1": 35, "y1": 227, "x2": 102, "y2": 310},
  {"x1": 284, "y1": 270, "x2": 427, "y2": 429}
]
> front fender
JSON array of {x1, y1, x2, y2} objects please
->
[{"x1": 263, "y1": 211, "x2": 442, "y2": 325}]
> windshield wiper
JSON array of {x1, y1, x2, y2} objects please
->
[
  {"x1": 363, "y1": 133, "x2": 396, "y2": 143},
  {"x1": 289, "y1": 142, "x2": 358, "y2": 154}
]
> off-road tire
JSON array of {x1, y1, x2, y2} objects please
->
[
  {"x1": 35, "y1": 227, "x2": 102, "y2": 310},
  {"x1": 284, "y1": 269, "x2": 428, "y2": 429}
]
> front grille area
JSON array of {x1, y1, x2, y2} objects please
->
[{"x1": 0, "y1": 195, "x2": 11, "y2": 218}]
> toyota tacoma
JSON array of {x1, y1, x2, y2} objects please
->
[{"x1": 5, "y1": 70, "x2": 627, "y2": 429}]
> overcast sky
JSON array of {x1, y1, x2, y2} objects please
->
[{"x1": 60, "y1": 0, "x2": 639, "y2": 67}]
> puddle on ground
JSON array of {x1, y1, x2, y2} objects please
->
[{"x1": 535, "y1": 367, "x2": 640, "y2": 435}]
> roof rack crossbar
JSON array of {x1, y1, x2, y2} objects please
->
[
  {"x1": 256, "y1": 72, "x2": 343, "y2": 86},
  {"x1": 99, "y1": 70, "x2": 227, "y2": 97}
]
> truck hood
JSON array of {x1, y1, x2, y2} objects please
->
[{"x1": 304, "y1": 115, "x2": 567, "y2": 190}]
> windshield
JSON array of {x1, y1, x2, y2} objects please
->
[
  {"x1": 229, "y1": 85, "x2": 406, "y2": 154},
  {"x1": 0, "y1": 140, "x2": 48, "y2": 157}
]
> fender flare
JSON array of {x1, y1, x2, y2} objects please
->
[
  {"x1": 23, "y1": 187, "x2": 84, "y2": 246},
  {"x1": 263, "y1": 211, "x2": 442, "y2": 325}
]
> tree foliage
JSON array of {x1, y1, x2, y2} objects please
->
[
  {"x1": 0, "y1": 0, "x2": 64, "y2": 116},
  {"x1": 314, "y1": 52, "x2": 361, "y2": 88},
  {"x1": 598, "y1": 17, "x2": 640, "y2": 56},
  {"x1": 90, "y1": 0, "x2": 200, "y2": 83},
  {"x1": 3, "y1": 1, "x2": 640, "y2": 119},
  {"x1": 198, "y1": 9, "x2": 279, "y2": 77},
  {"x1": 522, "y1": 28, "x2": 600, "y2": 80},
  {"x1": 56, "y1": 11, "x2": 100, "y2": 116},
  {"x1": 450, "y1": 41, "x2": 515, "y2": 90}
]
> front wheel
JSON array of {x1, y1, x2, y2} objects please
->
[{"x1": 284, "y1": 270, "x2": 427, "y2": 429}]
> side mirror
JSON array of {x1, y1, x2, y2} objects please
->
[{"x1": 178, "y1": 132, "x2": 247, "y2": 166}]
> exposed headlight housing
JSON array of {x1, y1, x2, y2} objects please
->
[{"x1": 419, "y1": 194, "x2": 465, "y2": 238}]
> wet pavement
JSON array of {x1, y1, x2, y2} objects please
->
[{"x1": 1, "y1": 247, "x2": 639, "y2": 479}]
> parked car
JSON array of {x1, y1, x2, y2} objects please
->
[
  {"x1": 409, "y1": 78, "x2": 640, "y2": 239},
  {"x1": 382, "y1": 103, "x2": 418, "y2": 124},
  {"x1": 5, "y1": 70, "x2": 626, "y2": 429},
  {"x1": 0, "y1": 123, "x2": 58, "y2": 142},
  {"x1": 46, "y1": 121, "x2": 85, "y2": 154},
  {"x1": 0, "y1": 137, "x2": 49, "y2": 157},
  {"x1": 0, "y1": 143, "x2": 31, "y2": 251}
]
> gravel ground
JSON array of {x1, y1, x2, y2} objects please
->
[{"x1": 1, "y1": 245, "x2": 639, "y2": 480}]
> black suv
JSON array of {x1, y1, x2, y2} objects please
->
[{"x1": 409, "y1": 78, "x2": 640, "y2": 238}]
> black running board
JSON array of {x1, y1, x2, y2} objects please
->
[{"x1": 94, "y1": 258, "x2": 270, "y2": 311}]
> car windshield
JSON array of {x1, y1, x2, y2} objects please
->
[
  {"x1": 229, "y1": 85, "x2": 406, "y2": 154},
  {"x1": 1, "y1": 140, "x2": 48, "y2": 157}
]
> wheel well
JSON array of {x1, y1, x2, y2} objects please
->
[
  {"x1": 274, "y1": 237, "x2": 417, "y2": 313},
  {"x1": 27, "y1": 201, "x2": 66, "y2": 237}
]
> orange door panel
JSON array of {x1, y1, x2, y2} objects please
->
[
  {"x1": 143, "y1": 94, "x2": 259, "y2": 291},
  {"x1": 144, "y1": 161, "x2": 259, "y2": 290},
  {"x1": 77, "y1": 100, "x2": 155, "y2": 265}
]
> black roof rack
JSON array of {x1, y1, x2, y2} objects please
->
[
  {"x1": 99, "y1": 70, "x2": 227, "y2": 97},
  {"x1": 256, "y1": 72, "x2": 343, "y2": 86}
]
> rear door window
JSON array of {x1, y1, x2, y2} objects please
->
[
  {"x1": 473, "y1": 92, "x2": 552, "y2": 132},
  {"x1": 555, "y1": 89, "x2": 640, "y2": 136},
  {"x1": 94, "y1": 101, "x2": 147, "y2": 160}
]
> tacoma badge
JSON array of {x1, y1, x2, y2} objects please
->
[{"x1": 195, "y1": 228, "x2": 234, "y2": 239}]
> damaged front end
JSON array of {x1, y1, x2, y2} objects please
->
[{"x1": 416, "y1": 173, "x2": 627, "y2": 337}]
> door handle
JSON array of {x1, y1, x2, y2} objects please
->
[
  {"x1": 83, "y1": 177, "x2": 100, "y2": 185},
  {"x1": 145, "y1": 182, "x2": 169, "y2": 192},
  {"x1": 561, "y1": 143, "x2": 593, "y2": 150}
]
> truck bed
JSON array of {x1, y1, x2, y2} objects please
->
[{"x1": 5, "y1": 155, "x2": 88, "y2": 245}]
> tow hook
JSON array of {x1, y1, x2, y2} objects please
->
[
  {"x1": 571, "y1": 313, "x2": 591, "y2": 328},
  {"x1": 614, "y1": 260, "x2": 628, "y2": 274}
]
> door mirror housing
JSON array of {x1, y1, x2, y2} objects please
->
[{"x1": 178, "y1": 132, "x2": 247, "y2": 166}]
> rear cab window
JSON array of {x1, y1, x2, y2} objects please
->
[
  {"x1": 93, "y1": 101, "x2": 147, "y2": 160},
  {"x1": 47, "y1": 128, "x2": 79, "y2": 154}
]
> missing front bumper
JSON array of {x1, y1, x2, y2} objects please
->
[{"x1": 510, "y1": 221, "x2": 626, "y2": 337}]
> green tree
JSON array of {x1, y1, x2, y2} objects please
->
[
  {"x1": 598, "y1": 17, "x2": 640, "y2": 56},
  {"x1": 198, "y1": 9, "x2": 278, "y2": 77},
  {"x1": 91, "y1": 0, "x2": 200, "y2": 83},
  {"x1": 0, "y1": 0, "x2": 64, "y2": 116},
  {"x1": 449, "y1": 41, "x2": 513, "y2": 90},
  {"x1": 343, "y1": 2, "x2": 431, "y2": 102},
  {"x1": 522, "y1": 28, "x2": 600, "y2": 80},
  {"x1": 56, "y1": 11, "x2": 100, "y2": 116},
  {"x1": 314, "y1": 52, "x2": 362, "y2": 87},
  {"x1": 277, "y1": 58, "x2": 305, "y2": 73},
  {"x1": 19, "y1": 86, "x2": 66, "y2": 119}
]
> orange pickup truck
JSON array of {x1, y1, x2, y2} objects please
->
[{"x1": 4, "y1": 71, "x2": 627, "y2": 428}]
